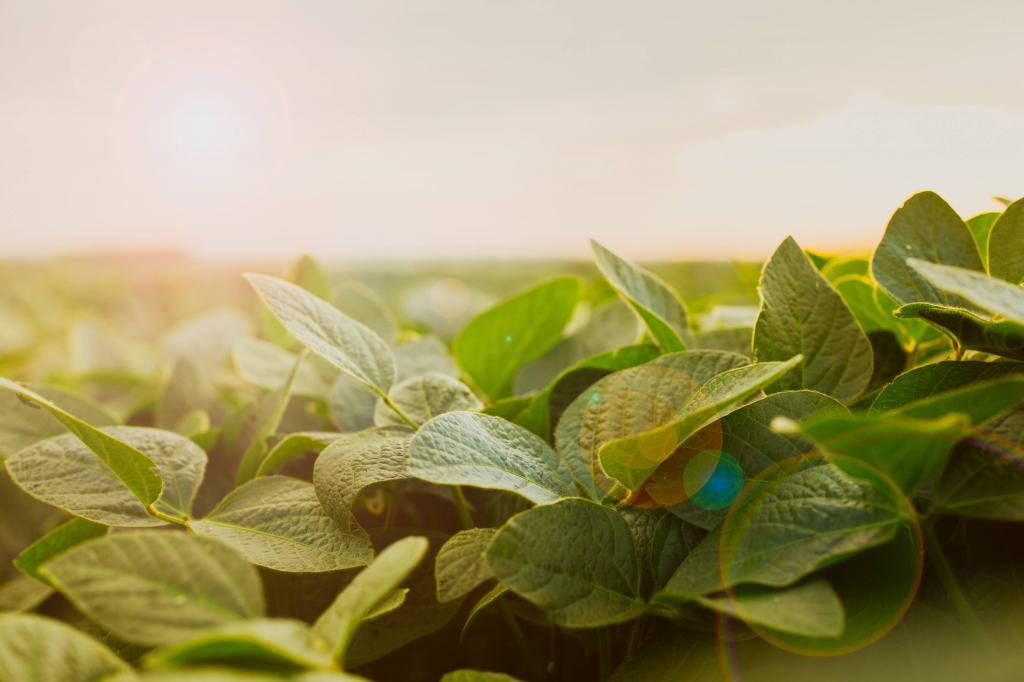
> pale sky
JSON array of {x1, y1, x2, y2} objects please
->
[{"x1": 2, "y1": 1, "x2": 1022, "y2": 260}]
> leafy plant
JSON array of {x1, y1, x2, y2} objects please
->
[{"x1": 1, "y1": 192, "x2": 1024, "y2": 681}]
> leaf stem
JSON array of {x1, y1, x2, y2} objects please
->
[
  {"x1": 451, "y1": 485, "x2": 474, "y2": 530},
  {"x1": 378, "y1": 391, "x2": 419, "y2": 429},
  {"x1": 147, "y1": 505, "x2": 189, "y2": 528},
  {"x1": 922, "y1": 519, "x2": 988, "y2": 644}
]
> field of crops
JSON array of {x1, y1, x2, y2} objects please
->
[{"x1": 1, "y1": 190, "x2": 1023, "y2": 682}]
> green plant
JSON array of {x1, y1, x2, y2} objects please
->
[{"x1": 1, "y1": 191, "x2": 1023, "y2": 681}]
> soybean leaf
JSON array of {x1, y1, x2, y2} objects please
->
[
  {"x1": 591, "y1": 240, "x2": 692, "y2": 351},
  {"x1": 608, "y1": 626, "x2": 718, "y2": 682},
  {"x1": 514, "y1": 344, "x2": 659, "y2": 441},
  {"x1": 871, "y1": 360, "x2": 1024, "y2": 412},
  {"x1": 657, "y1": 463, "x2": 908, "y2": 597},
  {"x1": 461, "y1": 584, "x2": 510, "y2": 637},
  {"x1": 908, "y1": 259, "x2": 1024, "y2": 325},
  {"x1": 454, "y1": 277, "x2": 580, "y2": 400},
  {"x1": 409, "y1": 412, "x2": 577, "y2": 505},
  {"x1": 782, "y1": 411, "x2": 971, "y2": 494},
  {"x1": 40, "y1": 532, "x2": 265, "y2": 647},
  {"x1": 696, "y1": 577, "x2": 845, "y2": 638},
  {"x1": 821, "y1": 256, "x2": 869, "y2": 282},
  {"x1": 753, "y1": 237, "x2": 872, "y2": 403},
  {"x1": 290, "y1": 253, "x2": 333, "y2": 300},
  {"x1": 871, "y1": 191, "x2": 984, "y2": 306},
  {"x1": 14, "y1": 517, "x2": 108, "y2": 584},
  {"x1": 234, "y1": 353, "x2": 303, "y2": 485},
  {"x1": 486, "y1": 498, "x2": 645, "y2": 628},
  {"x1": 892, "y1": 375, "x2": 1024, "y2": 424},
  {"x1": 245, "y1": 274, "x2": 395, "y2": 395},
  {"x1": 0, "y1": 613, "x2": 131, "y2": 682},
  {"x1": 895, "y1": 301, "x2": 1024, "y2": 360},
  {"x1": 162, "y1": 307, "x2": 252, "y2": 371},
  {"x1": 967, "y1": 211, "x2": 1001, "y2": 270},
  {"x1": 255, "y1": 432, "x2": 341, "y2": 478},
  {"x1": 6, "y1": 426, "x2": 206, "y2": 526},
  {"x1": 690, "y1": 327, "x2": 754, "y2": 358},
  {"x1": 514, "y1": 300, "x2": 640, "y2": 394},
  {"x1": 232, "y1": 337, "x2": 334, "y2": 398},
  {"x1": 988, "y1": 197, "x2": 1024, "y2": 283},
  {"x1": 0, "y1": 378, "x2": 162, "y2": 507},
  {"x1": 0, "y1": 385, "x2": 117, "y2": 459},
  {"x1": 555, "y1": 350, "x2": 750, "y2": 499},
  {"x1": 621, "y1": 508, "x2": 702, "y2": 597},
  {"x1": 143, "y1": 618, "x2": 334, "y2": 671},
  {"x1": 834, "y1": 276, "x2": 933, "y2": 348},
  {"x1": 157, "y1": 357, "x2": 226, "y2": 434},
  {"x1": 0, "y1": 575, "x2": 52, "y2": 613},
  {"x1": 441, "y1": 672, "x2": 523, "y2": 682},
  {"x1": 645, "y1": 390, "x2": 843, "y2": 529},
  {"x1": 192, "y1": 476, "x2": 373, "y2": 573},
  {"x1": 313, "y1": 536, "x2": 429, "y2": 660},
  {"x1": 313, "y1": 427, "x2": 413, "y2": 528},
  {"x1": 394, "y1": 335, "x2": 459, "y2": 381},
  {"x1": 374, "y1": 373, "x2": 482, "y2": 428},
  {"x1": 329, "y1": 374, "x2": 379, "y2": 432},
  {"x1": 934, "y1": 405, "x2": 1024, "y2": 520},
  {"x1": 599, "y1": 356, "x2": 804, "y2": 492},
  {"x1": 435, "y1": 528, "x2": 497, "y2": 603},
  {"x1": 334, "y1": 280, "x2": 399, "y2": 344}
]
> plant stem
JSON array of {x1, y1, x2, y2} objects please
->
[
  {"x1": 378, "y1": 392, "x2": 418, "y2": 429},
  {"x1": 498, "y1": 601, "x2": 544, "y2": 680},
  {"x1": 451, "y1": 485, "x2": 474, "y2": 530},
  {"x1": 147, "y1": 505, "x2": 189, "y2": 528},
  {"x1": 922, "y1": 520, "x2": 988, "y2": 645}
]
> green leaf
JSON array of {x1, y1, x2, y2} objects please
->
[
  {"x1": 608, "y1": 626, "x2": 718, "y2": 682},
  {"x1": 783, "y1": 411, "x2": 971, "y2": 494},
  {"x1": 514, "y1": 300, "x2": 640, "y2": 394},
  {"x1": 461, "y1": 584, "x2": 509, "y2": 638},
  {"x1": 192, "y1": 476, "x2": 372, "y2": 573},
  {"x1": 144, "y1": 618, "x2": 334, "y2": 671},
  {"x1": 690, "y1": 327, "x2": 753, "y2": 358},
  {"x1": 696, "y1": 577, "x2": 844, "y2": 638},
  {"x1": 234, "y1": 353, "x2": 303, "y2": 485},
  {"x1": 821, "y1": 256, "x2": 869, "y2": 282},
  {"x1": 645, "y1": 390, "x2": 843, "y2": 529},
  {"x1": 454, "y1": 277, "x2": 580, "y2": 400},
  {"x1": 14, "y1": 517, "x2": 108, "y2": 584},
  {"x1": 334, "y1": 280, "x2": 399, "y2": 344},
  {"x1": 290, "y1": 253, "x2": 333, "y2": 300},
  {"x1": 967, "y1": 211, "x2": 1001, "y2": 269},
  {"x1": 245, "y1": 273, "x2": 395, "y2": 395},
  {"x1": 871, "y1": 190, "x2": 984, "y2": 306},
  {"x1": 486, "y1": 498, "x2": 645, "y2": 628},
  {"x1": 0, "y1": 613, "x2": 131, "y2": 682},
  {"x1": 0, "y1": 385, "x2": 117, "y2": 459},
  {"x1": 313, "y1": 427, "x2": 413, "y2": 528},
  {"x1": 871, "y1": 360, "x2": 1024, "y2": 412},
  {"x1": 374, "y1": 373, "x2": 482, "y2": 428},
  {"x1": 895, "y1": 302, "x2": 1024, "y2": 360},
  {"x1": 40, "y1": 532, "x2": 265, "y2": 646},
  {"x1": 988, "y1": 198, "x2": 1024, "y2": 284},
  {"x1": 5, "y1": 426, "x2": 205, "y2": 526},
  {"x1": 441, "y1": 671, "x2": 523, "y2": 682},
  {"x1": 255, "y1": 432, "x2": 340, "y2": 478},
  {"x1": 328, "y1": 374, "x2": 379, "y2": 432},
  {"x1": 833, "y1": 276, "x2": 932, "y2": 347},
  {"x1": 313, "y1": 536, "x2": 429, "y2": 660},
  {"x1": 555, "y1": 350, "x2": 750, "y2": 499},
  {"x1": 591, "y1": 240, "x2": 692, "y2": 351},
  {"x1": 232, "y1": 337, "x2": 334, "y2": 398},
  {"x1": 157, "y1": 357, "x2": 225, "y2": 433},
  {"x1": 435, "y1": 528, "x2": 497, "y2": 602},
  {"x1": 598, "y1": 356, "x2": 804, "y2": 491},
  {"x1": 393, "y1": 335, "x2": 459, "y2": 381},
  {"x1": 656, "y1": 463, "x2": 908, "y2": 597},
  {"x1": 0, "y1": 575, "x2": 52, "y2": 613},
  {"x1": 409, "y1": 412, "x2": 577, "y2": 505},
  {"x1": 514, "y1": 344, "x2": 659, "y2": 441},
  {"x1": 0, "y1": 378, "x2": 163, "y2": 507},
  {"x1": 892, "y1": 375, "x2": 1024, "y2": 424},
  {"x1": 934, "y1": 405, "x2": 1024, "y2": 519},
  {"x1": 753, "y1": 237, "x2": 872, "y2": 402},
  {"x1": 907, "y1": 259, "x2": 1024, "y2": 325}
]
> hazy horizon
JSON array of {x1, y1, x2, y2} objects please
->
[{"x1": 2, "y1": 1, "x2": 1022, "y2": 261}]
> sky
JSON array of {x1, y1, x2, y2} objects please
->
[{"x1": 1, "y1": 1, "x2": 1023, "y2": 261}]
